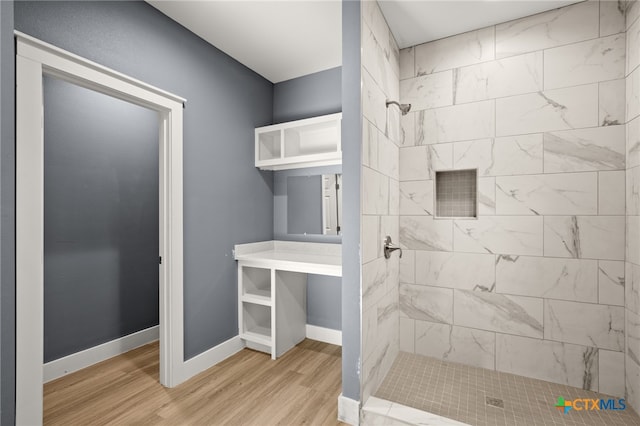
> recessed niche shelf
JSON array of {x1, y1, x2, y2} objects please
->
[{"x1": 435, "y1": 169, "x2": 478, "y2": 218}]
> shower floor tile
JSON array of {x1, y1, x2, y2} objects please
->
[{"x1": 374, "y1": 352, "x2": 640, "y2": 426}]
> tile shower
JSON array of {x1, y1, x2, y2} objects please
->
[{"x1": 360, "y1": 0, "x2": 640, "y2": 421}]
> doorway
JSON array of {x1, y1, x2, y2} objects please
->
[{"x1": 15, "y1": 32, "x2": 185, "y2": 425}]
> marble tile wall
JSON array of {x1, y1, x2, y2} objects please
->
[
  {"x1": 398, "y1": 0, "x2": 629, "y2": 397},
  {"x1": 627, "y1": 0, "x2": 640, "y2": 414},
  {"x1": 361, "y1": 0, "x2": 401, "y2": 403}
]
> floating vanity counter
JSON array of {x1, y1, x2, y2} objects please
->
[{"x1": 234, "y1": 241, "x2": 341, "y2": 359}]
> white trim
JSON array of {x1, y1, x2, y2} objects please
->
[
  {"x1": 43, "y1": 326, "x2": 159, "y2": 383},
  {"x1": 181, "y1": 336, "x2": 244, "y2": 382},
  {"x1": 305, "y1": 324, "x2": 342, "y2": 346},
  {"x1": 338, "y1": 394, "x2": 360, "y2": 426},
  {"x1": 15, "y1": 31, "x2": 185, "y2": 425}
]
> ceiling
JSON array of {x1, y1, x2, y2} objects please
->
[
  {"x1": 148, "y1": 0, "x2": 581, "y2": 84},
  {"x1": 379, "y1": 1, "x2": 581, "y2": 49}
]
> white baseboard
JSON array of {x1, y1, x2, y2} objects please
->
[
  {"x1": 305, "y1": 324, "x2": 342, "y2": 346},
  {"x1": 338, "y1": 394, "x2": 360, "y2": 425},
  {"x1": 181, "y1": 335, "x2": 244, "y2": 382},
  {"x1": 44, "y1": 325, "x2": 159, "y2": 383}
]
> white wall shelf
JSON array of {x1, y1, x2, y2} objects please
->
[{"x1": 255, "y1": 113, "x2": 342, "y2": 170}]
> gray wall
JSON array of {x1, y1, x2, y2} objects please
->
[
  {"x1": 14, "y1": 1, "x2": 274, "y2": 366},
  {"x1": 273, "y1": 69, "x2": 342, "y2": 330},
  {"x1": 43, "y1": 76, "x2": 160, "y2": 362},
  {"x1": 286, "y1": 175, "x2": 322, "y2": 234},
  {"x1": 341, "y1": 0, "x2": 362, "y2": 402},
  {"x1": 273, "y1": 66, "x2": 341, "y2": 124},
  {"x1": 0, "y1": 0, "x2": 15, "y2": 423}
]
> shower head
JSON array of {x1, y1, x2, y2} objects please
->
[{"x1": 386, "y1": 100, "x2": 411, "y2": 115}]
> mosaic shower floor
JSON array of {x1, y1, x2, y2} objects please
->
[{"x1": 373, "y1": 352, "x2": 640, "y2": 426}]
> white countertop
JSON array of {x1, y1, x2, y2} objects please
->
[{"x1": 234, "y1": 240, "x2": 342, "y2": 277}]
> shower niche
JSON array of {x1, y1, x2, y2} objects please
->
[
  {"x1": 255, "y1": 112, "x2": 342, "y2": 170},
  {"x1": 434, "y1": 169, "x2": 478, "y2": 219}
]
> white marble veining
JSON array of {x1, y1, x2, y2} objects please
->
[
  {"x1": 495, "y1": 1, "x2": 599, "y2": 59},
  {"x1": 399, "y1": 47, "x2": 414, "y2": 80},
  {"x1": 454, "y1": 290, "x2": 543, "y2": 338},
  {"x1": 389, "y1": 179, "x2": 400, "y2": 216},
  {"x1": 453, "y1": 216, "x2": 543, "y2": 256},
  {"x1": 600, "y1": 79, "x2": 626, "y2": 126},
  {"x1": 495, "y1": 172, "x2": 598, "y2": 215},
  {"x1": 399, "y1": 317, "x2": 415, "y2": 353},
  {"x1": 400, "y1": 71, "x2": 453, "y2": 112},
  {"x1": 544, "y1": 34, "x2": 625, "y2": 90},
  {"x1": 628, "y1": 166, "x2": 640, "y2": 215},
  {"x1": 377, "y1": 132, "x2": 400, "y2": 180},
  {"x1": 363, "y1": 166, "x2": 389, "y2": 215},
  {"x1": 628, "y1": 309, "x2": 640, "y2": 370},
  {"x1": 414, "y1": 26, "x2": 494, "y2": 75},
  {"x1": 400, "y1": 249, "x2": 415, "y2": 284},
  {"x1": 628, "y1": 66, "x2": 640, "y2": 122},
  {"x1": 496, "y1": 334, "x2": 598, "y2": 391},
  {"x1": 415, "y1": 251, "x2": 495, "y2": 291},
  {"x1": 496, "y1": 255, "x2": 598, "y2": 303},
  {"x1": 400, "y1": 216, "x2": 453, "y2": 252},
  {"x1": 496, "y1": 85, "x2": 599, "y2": 136},
  {"x1": 362, "y1": 19, "x2": 399, "y2": 104},
  {"x1": 627, "y1": 351, "x2": 640, "y2": 415},
  {"x1": 363, "y1": 68, "x2": 388, "y2": 133},
  {"x1": 478, "y1": 177, "x2": 496, "y2": 215},
  {"x1": 399, "y1": 180, "x2": 433, "y2": 216},
  {"x1": 399, "y1": 144, "x2": 452, "y2": 181},
  {"x1": 400, "y1": 112, "x2": 415, "y2": 147},
  {"x1": 362, "y1": 215, "x2": 380, "y2": 264},
  {"x1": 627, "y1": 261, "x2": 640, "y2": 314},
  {"x1": 628, "y1": 116, "x2": 640, "y2": 168},
  {"x1": 544, "y1": 216, "x2": 625, "y2": 260},
  {"x1": 544, "y1": 299, "x2": 624, "y2": 351},
  {"x1": 629, "y1": 0, "x2": 640, "y2": 31},
  {"x1": 629, "y1": 216, "x2": 640, "y2": 266},
  {"x1": 363, "y1": 257, "x2": 391, "y2": 310},
  {"x1": 599, "y1": 349, "x2": 625, "y2": 396},
  {"x1": 453, "y1": 52, "x2": 543, "y2": 104},
  {"x1": 399, "y1": 283, "x2": 453, "y2": 323},
  {"x1": 600, "y1": 0, "x2": 626, "y2": 37},
  {"x1": 599, "y1": 171, "x2": 626, "y2": 215},
  {"x1": 417, "y1": 100, "x2": 495, "y2": 144},
  {"x1": 628, "y1": 16, "x2": 640, "y2": 75},
  {"x1": 543, "y1": 126, "x2": 626, "y2": 173},
  {"x1": 453, "y1": 135, "x2": 544, "y2": 177},
  {"x1": 599, "y1": 260, "x2": 625, "y2": 307},
  {"x1": 363, "y1": 119, "x2": 379, "y2": 169},
  {"x1": 414, "y1": 321, "x2": 496, "y2": 370}
]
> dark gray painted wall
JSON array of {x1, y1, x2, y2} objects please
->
[
  {"x1": 14, "y1": 1, "x2": 274, "y2": 365},
  {"x1": 43, "y1": 76, "x2": 160, "y2": 362},
  {"x1": 273, "y1": 67, "x2": 342, "y2": 124},
  {"x1": 0, "y1": 0, "x2": 15, "y2": 423},
  {"x1": 272, "y1": 69, "x2": 343, "y2": 331},
  {"x1": 341, "y1": 0, "x2": 362, "y2": 402}
]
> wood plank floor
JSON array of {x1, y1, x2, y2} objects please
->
[{"x1": 44, "y1": 339, "x2": 344, "y2": 425}]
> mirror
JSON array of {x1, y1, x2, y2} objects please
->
[{"x1": 286, "y1": 174, "x2": 342, "y2": 235}]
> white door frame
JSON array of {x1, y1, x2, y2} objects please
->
[{"x1": 15, "y1": 31, "x2": 186, "y2": 425}]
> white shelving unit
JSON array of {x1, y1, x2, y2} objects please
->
[
  {"x1": 235, "y1": 241, "x2": 342, "y2": 359},
  {"x1": 237, "y1": 264, "x2": 307, "y2": 358},
  {"x1": 255, "y1": 112, "x2": 342, "y2": 170}
]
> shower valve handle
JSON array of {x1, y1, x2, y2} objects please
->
[{"x1": 383, "y1": 235, "x2": 403, "y2": 259}]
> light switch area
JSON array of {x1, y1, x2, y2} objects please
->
[{"x1": 435, "y1": 169, "x2": 477, "y2": 218}]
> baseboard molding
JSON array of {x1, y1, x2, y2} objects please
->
[
  {"x1": 338, "y1": 394, "x2": 360, "y2": 425},
  {"x1": 305, "y1": 324, "x2": 342, "y2": 346},
  {"x1": 44, "y1": 325, "x2": 159, "y2": 383},
  {"x1": 181, "y1": 335, "x2": 244, "y2": 382}
]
